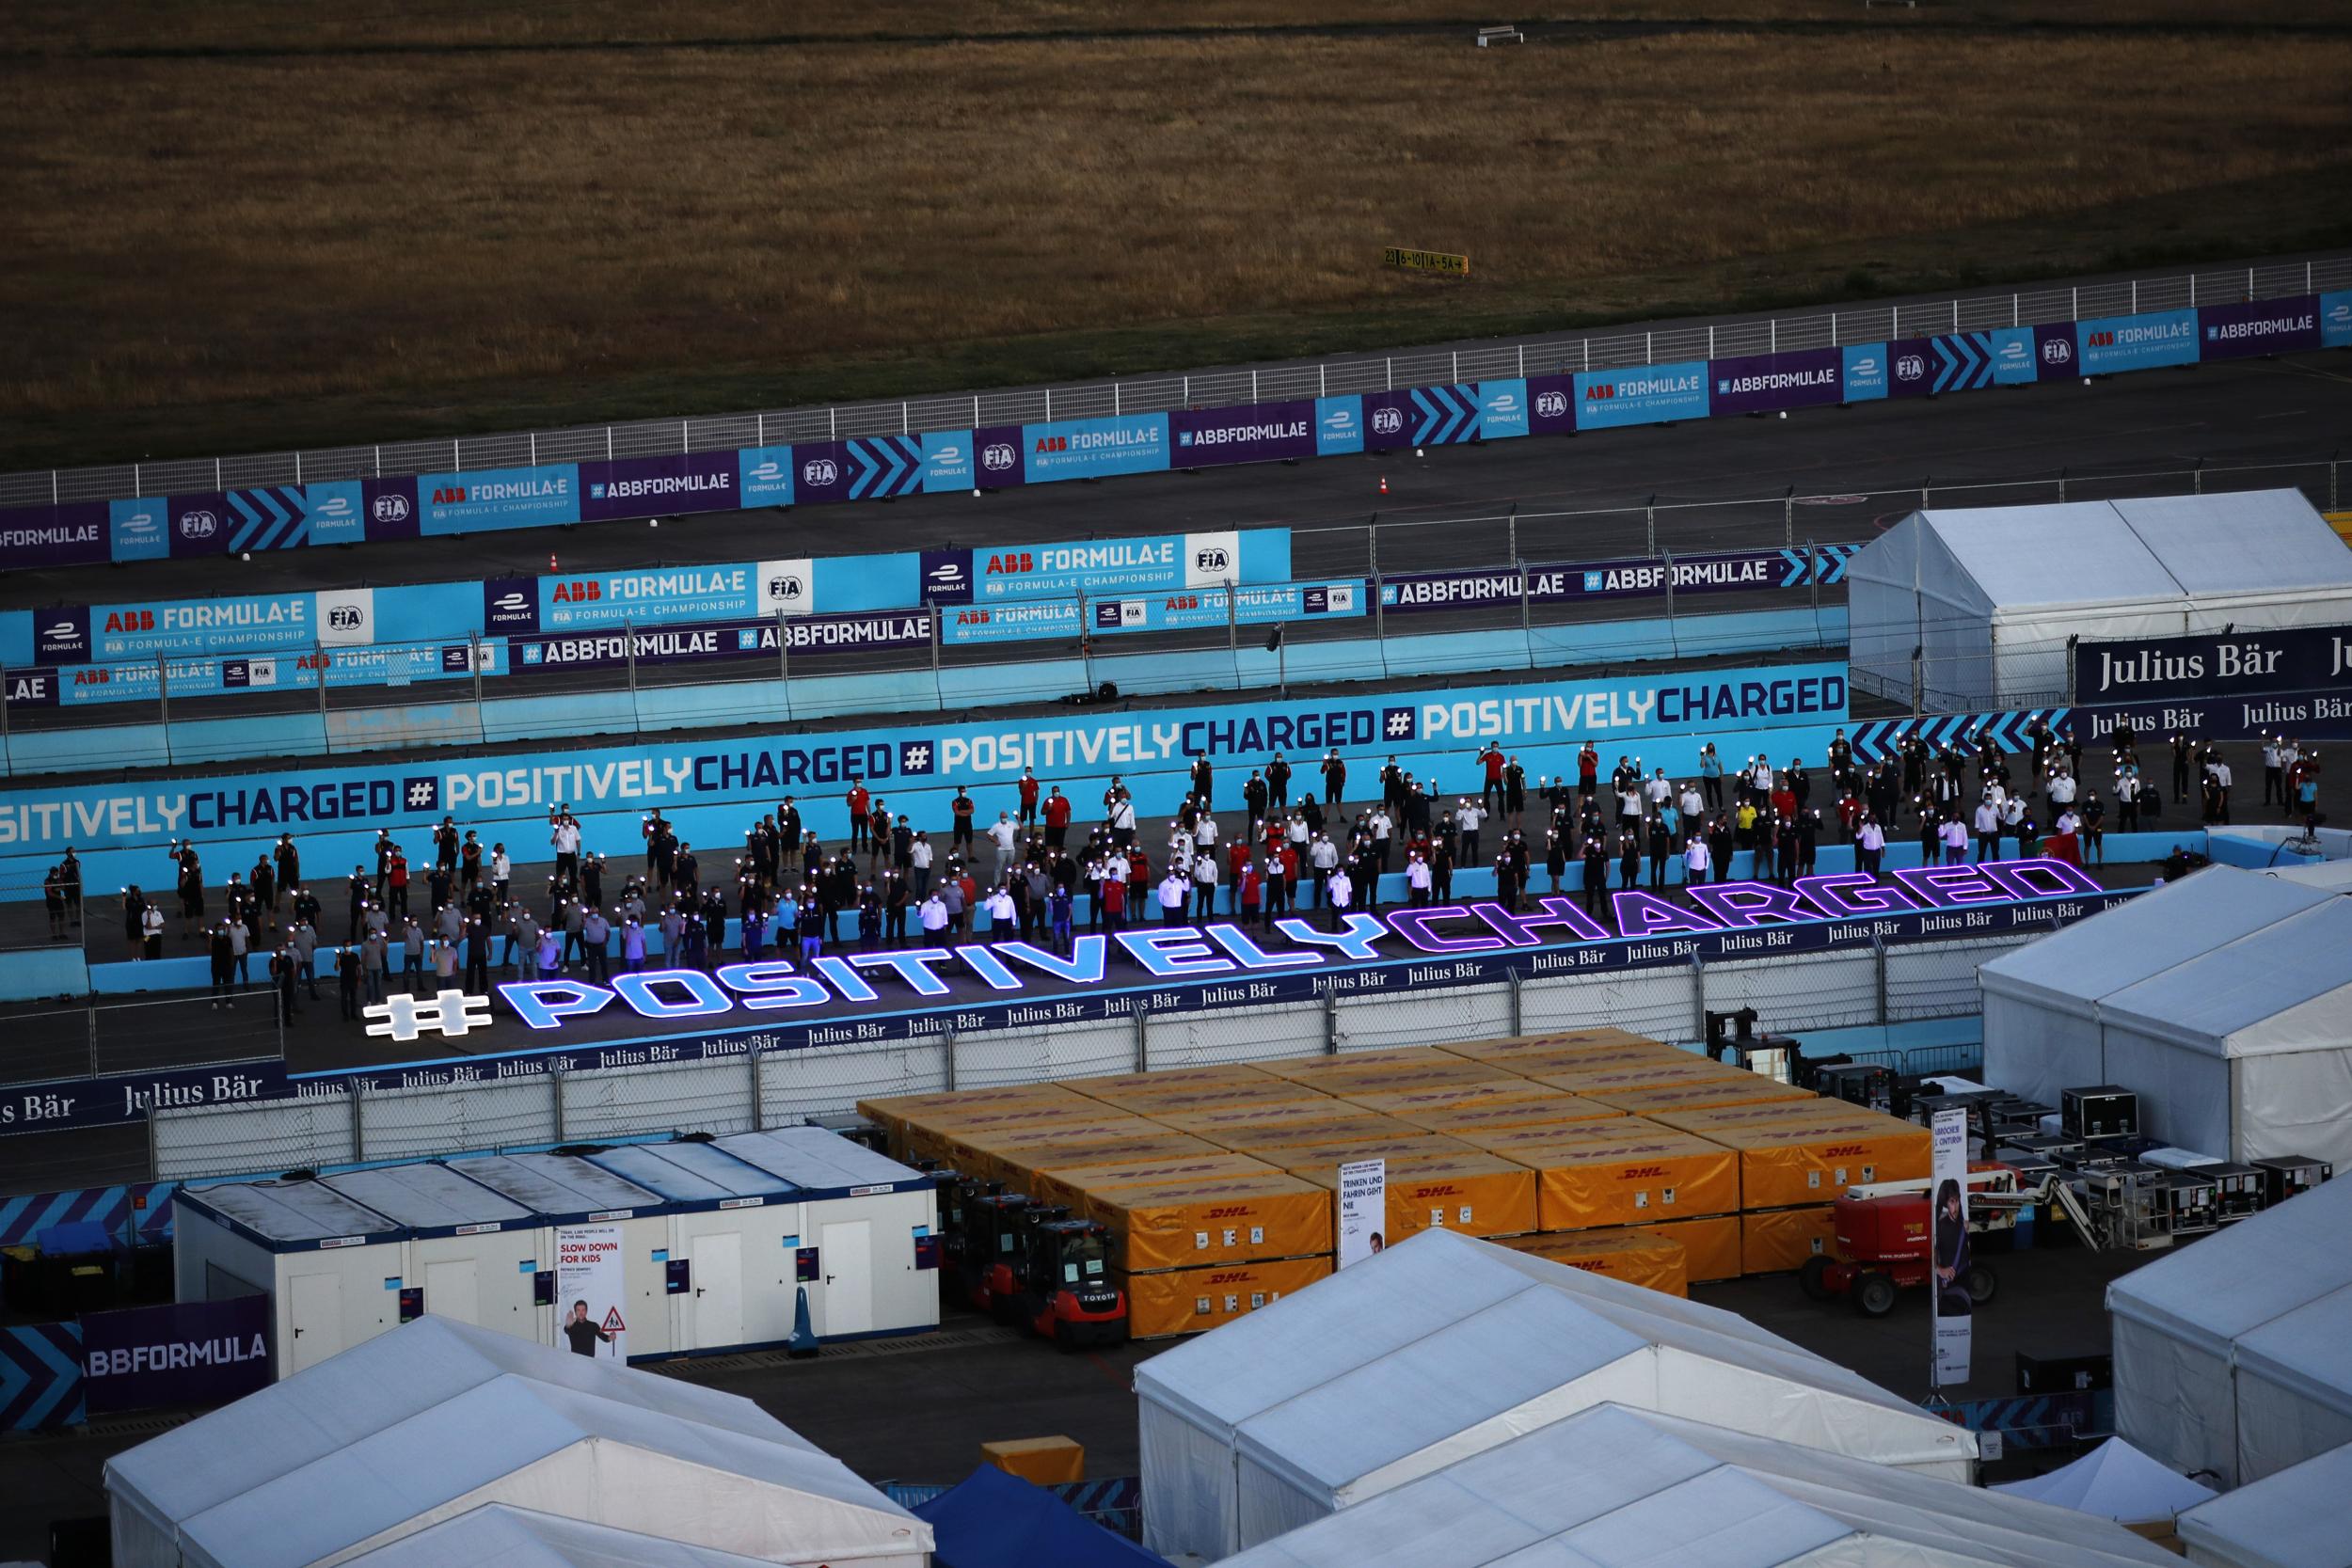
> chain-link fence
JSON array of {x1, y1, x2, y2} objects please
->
[
  {"x1": 9, "y1": 256, "x2": 2344, "y2": 511},
  {"x1": 147, "y1": 932, "x2": 2029, "y2": 1180},
  {"x1": 2, "y1": 990, "x2": 283, "y2": 1086}
]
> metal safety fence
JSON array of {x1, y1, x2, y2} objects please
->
[
  {"x1": 7, "y1": 255, "x2": 2344, "y2": 512},
  {"x1": 3, "y1": 990, "x2": 284, "y2": 1088},
  {"x1": 146, "y1": 931, "x2": 2028, "y2": 1181}
]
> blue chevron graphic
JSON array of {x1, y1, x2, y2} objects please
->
[
  {"x1": 0, "y1": 1323, "x2": 85, "y2": 1431},
  {"x1": 848, "y1": 436, "x2": 922, "y2": 499},
  {"x1": 1776, "y1": 548, "x2": 1808, "y2": 588},
  {"x1": 0, "y1": 1181, "x2": 178, "y2": 1248},
  {"x1": 1931, "y1": 333, "x2": 2002, "y2": 395},
  {"x1": 1409, "y1": 384, "x2": 1481, "y2": 446},
  {"x1": 1934, "y1": 1391, "x2": 2093, "y2": 1448},
  {"x1": 1816, "y1": 544, "x2": 1857, "y2": 585},
  {"x1": 226, "y1": 487, "x2": 309, "y2": 552},
  {"x1": 1849, "y1": 707, "x2": 2074, "y2": 765}
]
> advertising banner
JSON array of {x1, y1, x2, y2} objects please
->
[
  {"x1": 1885, "y1": 330, "x2": 2037, "y2": 397},
  {"x1": 1478, "y1": 379, "x2": 1530, "y2": 439},
  {"x1": 1840, "y1": 343, "x2": 1889, "y2": 402},
  {"x1": 1314, "y1": 396, "x2": 1365, "y2": 456},
  {"x1": 2075, "y1": 688, "x2": 2352, "y2": 749},
  {"x1": 107, "y1": 497, "x2": 171, "y2": 562},
  {"x1": 0, "y1": 660, "x2": 1847, "y2": 855},
  {"x1": 554, "y1": 1224, "x2": 628, "y2": 1362},
  {"x1": 7, "y1": 641, "x2": 500, "y2": 710},
  {"x1": 512, "y1": 611, "x2": 928, "y2": 672},
  {"x1": 2326, "y1": 291, "x2": 2352, "y2": 349},
  {"x1": 1375, "y1": 546, "x2": 1857, "y2": 614},
  {"x1": 1338, "y1": 1159, "x2": 1387, "y2": 1268},
  {"x1": 306, "y1": 481, "x2": 367, "y2": 546},
  {"x1": 1708, "y1": 349, "x2": 1843, "y2": 416},
  {"x1": 1363, "y1": 384, "x2": 1488, "y2": 447},
  {"x1": 967, "y1": 531, "x2": 1270, "y2": 601},
  {"x1": 1172, "y1": 401, "x2": 1316, "y2": 466},
  {"x1": 1088, "y1": 580, "x2": 1363, "y2": 636},
  {"x1": 1573, "y1": 362, "x2": 1708, "y2": 430},
  {"x1": 2074, "y1": 309, "x2": 2199, "y2": 375},
  {"x1": 414, "y1": 463, "x2": 580, "y2": 535},
  {"x1": 60, "y1": 591, "x2": 371, "y2": 663},
  {"x1": 774, "y1": 436, "x2": 941, "y2": 503},
  {"x1": 1930, "y1": 1108, "x2": 1972, "y2": 1388},
  {"x1": 972, "y1": 425, "x2": 1027, "y2": 488},
  {"x1": 0, "y1": 502, "x2": 109, "y2": 569},
  {"x1": 2074, "y1": 625, "x2": 2352, "y2": 704},
  {"x1": 1020, "y1": 413, "x2": 1169, "y2": 483},
  {"x1": 920, "y1": 429, "x2": 975, "y2": 494},
  {"x1": 738, "y1": 445, "x2": 796, "y2": 508},
  {"x1": 529, "y1": 565, "x2": 758, "y2": 634},
  {"x1": 2198, "y1": 294, "x2": 2322, "y2": 360},
  {"x1": 1529, "y1": 374, "x2": 1576, "y2": 434},
  {"x1": 578, "y1": 451, "x2": 739, "y2": 522},
  {"x1": 80, "y1": 1296, "x2": 270, "y2": 1415},
  {"x1": 940, "y1": 598, "x2": 1083, "y2": 646}
]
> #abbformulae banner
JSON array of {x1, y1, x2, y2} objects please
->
[
  {"x1": 79, "y1": 1296, "x2": 271, "y2": 1415},
  {"x1": 1376, "y1": 546, "x2": 1859, "y2": 614}
]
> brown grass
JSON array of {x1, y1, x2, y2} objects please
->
[{"x1": 1, "y1": 6, "x2": 2347, "y2": 467}]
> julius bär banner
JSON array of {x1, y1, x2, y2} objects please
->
[{"x1": 2074, "y1": 625, "x2": 2352, "y2": 704}]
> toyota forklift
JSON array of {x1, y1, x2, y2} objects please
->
[
  {"x1": 1010, "y1": 1207, "x2": 1127, "y2": 1348},
  {"x1": 959, "y1": 1189, "x2": 1031, "y2": 1316}
]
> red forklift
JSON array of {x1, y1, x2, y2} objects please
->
[
  {"x1": 960, "y1": 1191, "x2": 1031, "y2": 1316},
  {"x1": 1011, "y1": 1208, "x2": 1127, "y2": 1348}
]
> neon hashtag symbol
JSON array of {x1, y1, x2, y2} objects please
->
[{"x1": 363, "y1": 989, "x2": 494, "y2": 1042}]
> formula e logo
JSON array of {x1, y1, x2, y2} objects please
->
[
  {"x1": 980, "y1": 442, "x2": 1017, "y2": 472},
  {"x1": 1997, "y1": 341, "x2": 2026, "y2": 362},
  {"x1": 491, "y1": 592, "x2": 528, "y2": 613},
  {"x1": 802, "y1": 458, "x2": 840, "y2": 486},
  {"x1": 1894, "y1": 355, "x2": 1927, "y2": 382},
  {"x1": 2042, "y1": 338, "x2": 2074, "y2": 365},
  {"x1": 1847, "y1": 356, "x2": 1879, "y2": 377},
  {"x1": 926, "y1": 561, "x2": 968, "y2": 591},
  {"x1": 1371, "y1": 406, "x2": 1405, "y2": 436},
  {"x1": 1324, "y1": 407, "x2": 1357, "y2": 431},
  {"x1": 179, "y1": 510, "x2": 219, "y2": 539},
  {"x1": 45, "y1": 621, "x2": 77, "y2": 642},
  {"x1": 1194, "y1": 546, "x2": 1232, "y2": 575},
  {"x1": 371, "y1": 493, "x2": 412, "y2": 524},
  {"x1": 1534, "y1": 390, "x2": 1568, "y2": 419},
  {"x1": 930, "y1": 444, "x2": 963, "y2": 465},
  {"x1": 314, "y1": 495, "x2": 354, "y2": 520}
]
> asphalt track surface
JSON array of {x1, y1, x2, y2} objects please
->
[{"x1": 3, "y1": 348, "x2": 2347, "y2": 743}]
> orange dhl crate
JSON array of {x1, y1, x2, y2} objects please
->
[
  {"x1": 1392, "y1": 1094, "x2": 1625, "y2": 1139},
  {"x1": 1740, "y1": 1206, "x2": 1839, "y2": 1275},
  {"x1": 894, "y1": 1099, "x2": 1122, "y2": 1165},
  {"x1": 1646, "y1": 1097, "x2": 1862, "y2": 1140},
  {"x1": 1075, "y1": 1074, "x2": 1336, "y2": 1120},
  {"x1": 1193, "y1": 1114, "x2": 1421, "y2": 1159},
  {"x1": 1258, "y1": 1045, "x2": 1495, "y2": 1082},
  {"x1": 1631, "y1": 1214, "x2": 1742, "y2": 1283},
  {"x1": 984, "y1": 1128, "x2": 1231, "y2": 1188},
  {"x1": 1472, "y1": 1122, "x2": 1740, "y2": 1230},
  {"x1": 1148, "y1": 1096, "x2": 1353, "y2": 1136},
  {"x1": 1332, "y1": 1078, "x2": 1562, "y2": 1115},
  {"x1": 1257, "y1": 1132, "x2": 1482, "y2": 1178},
  {"x1": 1055, "y1": 1063, "x2": 1285, "y2": 1111},
  {"x1": 939, "y1": 1117, "x2": 1164, "y2": 1180},
  {"x1": 859, "y1": 1085, "x2": 1088, "y2": 1157},
  {"x1": 1587, "y1": 1074, "x2": 1820, "y2": 1118},
  {"x1": 1499, "y1": 1229, "x2": 1689, "y2": 1297},
  {"x1": 1261, "y1": 1053, "x2": 1517, "y2": 1097},
  {"x1": 1690, "y1": 1110, "x2": 1931, "y2": 1211},
  {"x1": 1283, "y1": 1149, "x2": 1539, "y2": 1239},
  {"x1": 1082, "y1": 1170, "x2": 1336, "y2": 1272},
  {"x1": 1025, "y1": 1150, "x2": 1276, "y2": 1214},
  {"x1": 1436, "y1": 1030, "x2": 1675, "y2": 1067},
  {"x1": 1117, "y1": 1255, "x2": 1332, "y2": 1339},
  {"x1": 1527, "y1": 1055, "x2": 1759, "y2": 1098}
]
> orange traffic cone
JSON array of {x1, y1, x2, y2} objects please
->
[{"x1": 1378, "y1": 475, "x2": 1389, "y2": 496}]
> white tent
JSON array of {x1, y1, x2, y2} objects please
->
[
  {"x1": 2107, "y1": 1176, "x2": 2352, "y2": 1489},
  {"x1": 2179, "y1": 1440, "x2": 2352, "y2": 1568},
  {"x1": 1134, "y1": 1228, "x2": 1974, "y2": 1561},
  {"x1": 342, "y1": 1505, "x2": 804, "y2": 1568},
  {"x1": 103, "y1": 1315, "x2": 929, "y2": 1568},
  {"x1": 1845, "y1": 490, "x2": 2352, "y2": 708},
  {"x1": 1990, "y1": 1438, "x2": 2216, "y2": 1522},
  {"x1": 1979, "y1": 867, "x2": 2352, "y2": 1166},
  {"x1": 1218, "y1": 1403, "x2": 2175, "y2": 1568}
]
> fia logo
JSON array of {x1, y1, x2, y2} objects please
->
[
  {"x1": 1370, "y1": 406, "x2": 1405, "y2": 436},
  {"x1": 1534, "y1": 389, "x2": 1567, "y2": 419},
  {"x1": 327, "y1": 603, "x2": 366, "y2": 632},
  {"x1": 179, "y1": 510, "x2": 219, "y2": 539},
  {"x1": 1894, "y1": 355, "x2": 1927, "y2": 382},
  {"x1": 768, "y1": 573, "x2": 805, "y2": 602},
  {"x1": 980, "y1": 443, "x2": 1017, "y2": 472},
  {"x1": 1195, "y1": 546, "x2": 1232, "y2": 574},
  {"x1": 2041, "y1": 337, "x2": 2074, "y2": 365},
  {"x1": 371, "y1": 492, "x2": 412, "y2": 524},
  {"x1": 801, "y1": 458, "x2": 840, "y2": 486}
]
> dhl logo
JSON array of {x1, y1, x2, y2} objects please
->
[
  {"x1": 1203, "y1": 1205, "x2": 1256, "y2": 1219},
  {"x1": 1618, "y1": 1165, "x2": 1670, "y2": 1180},
  {"x1": 1206, "y1": 1270, "x2": 1257, "y2": 1285},
  {"x1": 1822, "y1": 1144, "x2": 1869, "y2": 1158},
  {"x1": 1403, "y1": 1183, "x2": 1465, "y2": 1197}
]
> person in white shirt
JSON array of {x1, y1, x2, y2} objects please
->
[
  {"x1": 1157, "y1": 871, "x2": 1190, "y2": 925},
  {"x1": 1856, "y1": 816, "x2": 1886, "y2": 875},
  {"x1": 2047, "y1": 769, "x2": 2076, "y2": 807},
  {"x1": 1456, "y1": 800, "x2": 1485, "y2": 863},
  {"x1": 1192, "y1": 851, "x2": 1218, "y2": 919},
  {"x1": 987, "y1": 813, "x2": 1018, "y2": 879},
  {"x1": 1325, "y1": 866, "x2": 1353, "y2": 929},
  {"x1": 1645, "y1": 768, "x2": 1671, "y2": 811},
  {"x1": 909, "y1": 833, "x2": 934, "y2": 896},
  {"x1": 1941, "y1": 815, "x2": 1970, "y2": 865},
  {"x1": 1972, "y1": 799, "x2": 2000, "y2": 862},
  {"x1": 1192, "y1": 813, "x2": 1218, "y2": 851},
  {"x1": 1750, "y1": 757, "x2": 1773, "y2": 794},
  {"x1": 1108, "y1": 795, "x2": 1136, "y2": 844},
  {"x1": 919, "y1": 894, "x2": 949, "y2": 946},
  {"x1": 1683, "y1": 834, "x2": 1711, "y2": 886},
  {"x1": 1679, "y1": 784, "x2": 1704, "y2": 821},
  {"x1": 1308, "y1": 833, "x2": 1338, "y2": 908},
  {"x1": 983, "y1": 885, "x2": 1015, "y2": 934},
  {"x1": 1368, "y1": 808, "x2": 1392, "y2": 871},
  {"x1": 1406, "y1": 853, "x2": 1433, "y2": 906}
]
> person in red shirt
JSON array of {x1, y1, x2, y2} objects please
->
[
  {"x1": 386, "y1": 848, "x2": 410, "y2": 919},
  {"x1": 1239, "y1": 861, "x2": 1263, "y2": 927},
  {"x1": 1017, "y1": 769, "x2": 1041, "y2": 827},
  {"x1": 1273, "y1": 843, "x2": 1298, "y2": 918},
  {"x1": 1127, "y1": 847, "x2": 1150, "y2": 911},
  {"x1": 1770, "y1": 781, "x2": 1797, "y2": 823},
  {"x1": 1480, "y1": 742, "x2": 1507, "y2": 816},
  {"x1": 1099, "y1": 869, "x2": 1127, "y2": 932},
  {"x1": 1042, "y1": 788, "x2": 1073, "y2": 849},
  {"x1": 1578, "y1": 742, "x2": 1600, "y2": 800},
  {"x1": 846, "y1": 783, "x2": 871, "y2": 852},
  {"x1": 1226, "y1": 838, "x2": 1250, "y2": 914}
]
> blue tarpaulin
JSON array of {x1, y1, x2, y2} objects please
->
[{"x1": 911, "y1": 1464, "x2": 1171, "y2": 1568}]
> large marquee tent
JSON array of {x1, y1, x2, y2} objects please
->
[
  {"x1": 2178, "y1": 1441, "x2": 2352, "y2": 1568},
  {"x1": 103, "y1": 1315, "x2": 930, "y2": 1568},
  {"x1": 1216, "y1": 1403, "x2": 2175, "y2": 1568},
  {"x1": 2107, "y1": 1176, "x2": 2352, "y2": 1489},
  {"x1": 1844, "y1": 489, "x2": 2352, "y2": 709},
  {"x1": 1134, "y1": 1228, "x2": 1974, "y2": 1561},
  {"x1": 341, "y1": 1506, "x2": 815, "y2": 1568},
  {"x1": 1979, "y1": 866, "x2": 2352, "y2": 1167}
]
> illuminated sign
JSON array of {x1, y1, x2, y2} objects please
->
[
  {"x1": 496, "y1": 859, "x2": 2096, "y2": 1033},
  {"x1": 364, "y1": 989, "x2": 494, "y2": 1042}
]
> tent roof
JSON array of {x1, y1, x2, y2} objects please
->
[
  {"x1": 340, "y1": 1505, "x2": 793, "y2": 1568},
  {"x1": 445, "y1": 1153, "x2": 667, "y2": 1224},
  {"x1": 2094, "y1": 898, "x2": 2352, "y2": 1056},
  {"x1": 1858, "y1": 491, "x2": 2352, "y2": 617},
  {"x1": 1988, "y1": 1437, "x2": 2216, "y2": 1520},
  {"x1": 2107, "y1": 1178, "x2": 2352, "y2": 1355},
  {"x1": 1217, "y1": 1404, "x2": 2175, "y2": 1568},
  {"x1": 2178, "y1": 1439, "x2": 2352, "y2": 1568},
  {"x1": 1136, "y1": 1231, "x2": 1956, "y2": 1456},
  {"x1": 910, "y1": 1464, "x2": 1172, "y2": 1568},
  {"x1": 2233, "y1": 1283, "x2": 2352, "y2": 1419},
  {"x1": 1979, "y1": 871, "x2": 2330, "y2": 1018},
  {"x1": 105, "y1": 1317, "x2": 817, "y2": 1541},
  {"x1": 713, "y1": 1128, "x2": 929, "y2": 1196}
]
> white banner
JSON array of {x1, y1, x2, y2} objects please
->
[
  {"x1": 1930, "y1": 1109, "x2": 1972, "y2": 1388},
  {"x1": 554, "y1": 1223, "x2": 628, "y2": 1362},
  {"x1": 1338, "y1": 1159, "x2": 1387, "y2": 1269}
]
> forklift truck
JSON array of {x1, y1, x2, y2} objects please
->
[{"x1": 1011, "y1": 1209, "x2": 1128, "y2": 1347}]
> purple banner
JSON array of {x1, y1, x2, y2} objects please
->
[
  {"x1": 918, "y1": 547, "x2": 975, "y2": 606},
  {"x1": 80, "y1": 1296, "x2": 271, "y2": 1415},
  {"x1": 578, "y1": 451, "x2": 739, "y2": 523},
  {"x1": 1708, "y1": 348, "x2": 1842, "y2": 416},
  {"x1": 167, "y1": 493, "x2": 233, "y2": 559},
  {"x1": 973, "y1": 425, "x2": 1026, "y2": 489},
  {"x1": 2033, "y1": 323, "x2": 2080, "y2": 381},
  {"x1": 1377, "y1": 547, "x2": 1819, "y2": 613},
  {"x1": 2198, "y1": 293, "x2": 2322, "y2": 360},
  {"x1": 511, "y1": 610, "x2": 928, "y2": 672},
  {"x1": 0, "y1": 503, "x2": 109, "y2": 569},
  {"x1": 485, "y1": 576, "x2": 542, "y2": 635},
  {"x1": 1529, "y1": 373, "x2": 1576, "y2": 436},
  {"x1": 1170, "y1": 401, "x2": 1316, "y2": 466}
]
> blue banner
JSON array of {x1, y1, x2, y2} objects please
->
[
  {"x1": 1841, "y1": 343, "x2": 1888, "y2": 401},
  {"x1": 738, "y1": 445, "x2": 795, "y2": 508},
  {"x1": 1573, "y1": 362, "x2": 1709, "y2": 430},
  {"x1": 2074, "y1": 309, "x2": 2199, "y2": 374},
  {"x1": 2326, "y1": 291, "x2": 2352, "y2": 349},
  {"x1": 1020, "y1": 413, "x2": 1169, "y2": 482},
  {"x1": 1089, "y1": 580, "x2": 1364, "y2": 635},
  {"x1": 1314, "y1": 396, "x2": 1365, "y2": 455},
  {"x1": 414, "y1": 463, "x2": 580, "y2": 535}
]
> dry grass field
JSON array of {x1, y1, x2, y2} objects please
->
[{"x1": 2, "y1": 2, "x2": 2348, "y2": 469}]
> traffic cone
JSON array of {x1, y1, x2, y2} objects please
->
[
  {"x1": 1378, "y1": 475, "x2": 1389, "y2": 496},
  {"x1": 788, "y1": 1286, "x2": 819, "y2": 1358}
]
